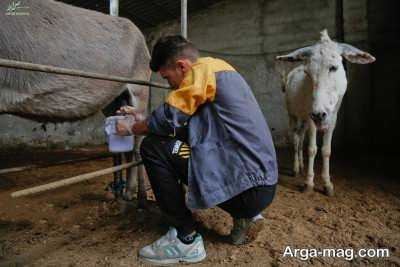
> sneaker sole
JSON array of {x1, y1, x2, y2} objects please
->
[
  {"x1": 138, "y1": 252, "x2": 207, "y2": 266},
  {"x1": 232, "y1": 219, "x2": 266, "y2": 245}
]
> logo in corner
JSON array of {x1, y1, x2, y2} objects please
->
[{"x1": 6, "y1": 1, "x2": 30, "y2": 16}]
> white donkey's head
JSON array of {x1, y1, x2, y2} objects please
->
[{"x1": 277, "y1": 29, "x2": 375, "y2": 129}]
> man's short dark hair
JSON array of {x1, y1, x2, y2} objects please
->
[{"x1": 149, "y1": 35, "x2": 199, "y2": 72}]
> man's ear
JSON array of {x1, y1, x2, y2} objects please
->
[{"x1": 175, "y1": 59, "x2": 191, "y2": 74}]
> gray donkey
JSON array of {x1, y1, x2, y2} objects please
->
[{"x1": 0, "y1": 0, "x2": 151, "y2": 208}]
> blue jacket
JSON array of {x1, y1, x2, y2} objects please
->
[{"x1": 147, "y1": 57, "x2": 277, "y2": 209}]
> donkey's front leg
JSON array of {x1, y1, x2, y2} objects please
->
[
  {"x1": 293, "y1": 130, "x2": 301, "y2": 177},
  {"x1": 321, "y1": 127, "x2": 335, "y2": 196},
  {"x1": 305, "y1": 120, "x2": 317, "y2": 192},
  {"x1": 298, "y1": 122, "x2": 307, "y2": 176},
  {"x1": 124, "y1": 151, "x2": 136, "y2": 201},
  {"x1": 134, "y1": 135, "x2": 147, "y2": 210},
  {"x1": 112, "y1": 154, "x2": 124, "y2": 198},
  {"x1": 290, "y1": 116, "x2": 301, "y2": 177}
]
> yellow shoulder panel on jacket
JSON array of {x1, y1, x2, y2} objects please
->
[
  {"x1": 197, "y1": 57, "x2": 236, "y2": 73},
  {"x1": 166, "y1": 57, "x2": 235, "y2": 115}
]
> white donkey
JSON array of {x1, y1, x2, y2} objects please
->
[{"x1": 276, "y1": 30, "x2": 375, "y2": 196}]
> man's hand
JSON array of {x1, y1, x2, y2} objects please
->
[
  {"x1": 117, "y1": 105, "x2": 146, "y2": 121},
  {"x1": 131, "y1": 119, "x2": 149, "y2": 135},
  {"x1": 116, "y1": 117, "x2": 133, "y2": 136},
  {"x1": 116, "y1": 105, "x2": 137, "y2": 115},
  {"x1": 116, "y1": 116, "x2": 149, "y2": 136}
]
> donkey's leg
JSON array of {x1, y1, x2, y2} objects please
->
[
  {"x1": 298, "y1": 122, "x2": 307, "y2": 176},
  {"x1": 293, "y1": 130, "x2": 301, "y2": 177},
  {"x1": 321, "y1": 127, "x2": 335, "y2": 196},
  {"x1": 112, "y1": 154, "x2": 123, "y2": 198},
  {"x1": 289, "y1": 116, "x2": 300, "y2": 177},
  {"x1": 123, "y1": 151, "x2": 136, "y2": 201},
  {"x1": 305, "y1": 120, "x2": 317, "y2": 192},
  {"x1": 135, "y1": 135, "x2": 147, "y2": 210}
]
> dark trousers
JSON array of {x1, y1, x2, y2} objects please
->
[{"x1": 140, "y1": 134, "x2": 276, "y2": 236}]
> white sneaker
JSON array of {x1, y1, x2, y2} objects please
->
[
  {"x1": 138, "y1": 227, "x2": 206, "y2": 265},
  {"x1": 230, "y1": 214, "x2": 266, "y2": 245}
]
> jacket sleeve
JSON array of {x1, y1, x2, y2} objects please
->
[{"x1": 147, "y1": 62, "x2": 217, "y2": 136}]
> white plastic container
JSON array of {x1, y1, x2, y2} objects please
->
[{"x1": 105, "y1": 116, "x2": 134, "y2": 153}]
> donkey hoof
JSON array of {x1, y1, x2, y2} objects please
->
[
  {"x1": 324, "y1": 186, "x2": 335, "y2": 197},
  {"x1": 136, "y1": 208, "x2": 146, "y2": 224},
  {"x1": 122, "y1": 191, "x2": 135, "y2": 201},
  {"x1": 302, "y1": 184, "x2": 314, "y2": 193}
]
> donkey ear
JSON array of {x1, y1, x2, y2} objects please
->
[
  {"x1": 338, "y1": 43, "x2": 376, "y2": 64},
  {"x1": 276, "y1": 46, "x2": 314, "y2": 62}
]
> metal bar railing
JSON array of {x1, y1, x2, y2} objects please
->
[{"x1": 0, "y1": 58, "x2": 171, "y2": 89}]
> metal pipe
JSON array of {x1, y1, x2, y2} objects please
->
[
  {"x1": 0, "y1": 58, "x2": 171, "y2": 89},
  {"x1": 110, "y1": 0, "x2": 119, "y2": 16},
  {"x1": 10, "y1": 161, "x2": 143, "y2": 198},
  {"x1": 181, "y1": 0, "x2": 187, "y2": 38}
]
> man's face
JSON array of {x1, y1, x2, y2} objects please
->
[{"x1": 159, "y1": 59, "x2": 192, "y2": 89}]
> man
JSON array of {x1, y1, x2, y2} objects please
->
[{"x1": 116, "y1": 35, "x2": 278, "y2": 265}]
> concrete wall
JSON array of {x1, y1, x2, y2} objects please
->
[
  {"x1": 366, "y1": 0, "x2": 400, "y2": 153},
  {"x1": 1, "y1": 0, "x2": 398, "y2": 152},
  {"x1": 146, "y1": 0, "x2": 337, "y2": 147},
  {"x1": 146, "y1": 0, "x2": 398, "y2": 152},
  {"x1": 0, "y1": 113, "x2": 106, "y2": 149}
]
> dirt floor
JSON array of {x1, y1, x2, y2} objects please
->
[{"x1": 0, "y1": 146, "x2": 399, "y2": 267}]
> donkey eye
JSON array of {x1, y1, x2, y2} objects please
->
[{"x1": 329, "y1": 65, "x2": 338, "y2": 72}]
